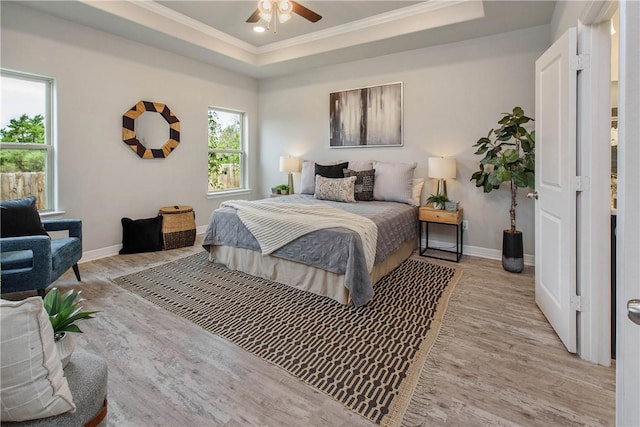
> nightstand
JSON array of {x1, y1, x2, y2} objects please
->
[{"x1": 419, "y1": 206, "x2": 463, "y2": 262}]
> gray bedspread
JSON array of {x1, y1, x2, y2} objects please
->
[{"x1": 202, "y1": 195, "x2": 418, "y2": 306}]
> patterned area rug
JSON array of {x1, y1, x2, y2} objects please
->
[{"x1": 112, "y1": 251, "x2": 461, "y2": 426}]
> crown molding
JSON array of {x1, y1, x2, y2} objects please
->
[
  {"x1": 129, "y1": 0, "x2": 258, "y2": 54},
  {"x1": 256, "y1": 0, "x2": 474, "y2": 53}
]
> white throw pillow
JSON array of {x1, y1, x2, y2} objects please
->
[
  {"x1": 314, "y1": 175, "x2": 357, "y2": 203},
  {"x1": 411, "y1": 178, "x2": 425, "y2": 206},
  {"x1": 372, "y1": 161, "x2": 417, "y2": 204},
  {"x1": 0, "y1": 297, "x2": 76, "y2": 422}
]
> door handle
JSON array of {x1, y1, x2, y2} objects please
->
[
  {"x1": 628, "y1": 299, "x2": 640, "y2": 325},
  {"x1": 527, "y1": 192, "x2": 539, "y2": 200}
]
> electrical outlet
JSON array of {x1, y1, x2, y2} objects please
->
[{"x1": 462, "y1": 220, "x2": 469, "y2": 231}]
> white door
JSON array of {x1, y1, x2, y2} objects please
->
[
  {"x1": 616, "y1": 1, "x2": 640, "y2": 424},
  {"x1": 534, "y1": 28, "x2": 578, "y2": 353}
]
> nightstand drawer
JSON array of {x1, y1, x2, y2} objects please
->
[{"x1": 419, "y1": 207, "x2": 463, "y2": 224}]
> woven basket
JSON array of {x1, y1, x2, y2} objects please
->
[{"x1": 158, "y1": 205, "x2": 196, "y2": 250}]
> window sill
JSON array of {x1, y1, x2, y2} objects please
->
[
  {"x1": 40, "y1": 210, "x2": 66, "y2": 218},
  {"x1": 207, "y1": 189, "x2": 252, "y2": 200}
]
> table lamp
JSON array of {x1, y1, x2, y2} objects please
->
[
  {"x1": 279, "y1": 156, "x2": 300, "y2": 194},
  {"x1": 428, "y1": 157, "x2": 457, "y2": 197}
]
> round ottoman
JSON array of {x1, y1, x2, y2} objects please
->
[{"x1": 3, "y1": 351, "x2": 108, "y2": 427}]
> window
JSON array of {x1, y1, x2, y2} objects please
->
[
  {"x1": 0, "y1": 70, "x2": 54, "y2": 211},
  {"x1": 208, "y1": 107, "x2": 245, "y2": 193}
]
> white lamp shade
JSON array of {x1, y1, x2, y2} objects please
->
[
  {"x1": 428, "y1": 157, "x2": 457, "y2": 179},
  {"x1": 279, "y1": 156, "x2": 300, "y2": 173}
]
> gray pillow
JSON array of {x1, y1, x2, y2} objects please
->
[
  {"x1": 343, "y1": 169, "x2": 375, "y2": 201},
  {"x1": 372, "y1": 161, "x2": 417, "y2": 204},
  {"x1": 300, "y1": 161, "x2": 316, "y2": 194},
  {"x1": 347, "y1": 160, "x2": 373, "y2": 171}
]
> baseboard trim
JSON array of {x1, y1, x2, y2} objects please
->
[
  {"x1": 80, "y1": 226, "x2": 209, "y2": 263},
  {"x1": 424, "y1": 238, "x2": 535, "y2": 266},
  {"x1": 82, "y1": 231, "x2": 534, "y2": 266}
]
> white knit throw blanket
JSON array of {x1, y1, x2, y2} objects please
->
[{"x1": 221, "y1": 201, "x2": 378, "y2": 272}]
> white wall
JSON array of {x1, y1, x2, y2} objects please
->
[
  {"x1": 550, "y1": 0, "x2": 589, "y2": 42},
  {"x1": 1, "y1": 3, "x2": 259, "y2": 255},
  {"x1": 258, "y1": 25, "x2": 550, "y2": 257}
]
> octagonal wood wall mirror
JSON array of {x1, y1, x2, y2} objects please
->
[{"x1": 122, "y1": 101, "x2": 180, "y2": 159}]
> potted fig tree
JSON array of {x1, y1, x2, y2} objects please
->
[{"x1": 470, "y1": 107, "x2": 535, "y2": 273}]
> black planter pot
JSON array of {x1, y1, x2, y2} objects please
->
[{"x1": 502, "y1": 230, "x2": 524, "y2": 273}]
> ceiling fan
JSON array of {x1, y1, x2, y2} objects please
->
[{"x1": 246, "y1": 0, "x2": 322, "y2": 33}]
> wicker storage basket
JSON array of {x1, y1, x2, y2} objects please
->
[{"x1": 158, "y1": 205, "x2": 195, "y2": 250}]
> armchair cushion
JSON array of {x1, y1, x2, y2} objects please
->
[
  {"x1": 0, "y1": 197, "x2": 48, "y2": 238},
  {"x1": 0, "y1": 220, "x2": 82, "y2": 295}
]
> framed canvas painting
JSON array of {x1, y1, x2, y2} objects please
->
[{"x1": 329, "y1": 82, "x2": 403, "y2": 148}]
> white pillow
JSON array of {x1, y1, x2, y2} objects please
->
[
  {"x1": 314, "y1": 175, "x2": 357, "y2": 203},
  {"x1": 0, "y1": 297, "x2": 76, "y2": 422},
  {"x1": 372, "y1": 161, "x2": 417, "y2": 204},
  {"x1": 346, "y1": 160, "x2": 373, "y2": 171},
  {"x1": 411, "y1": 178, "x2": 425, "y2": 206},
  {"x1": 300, "y1": 160, "x2": 339, "y2": 194}
]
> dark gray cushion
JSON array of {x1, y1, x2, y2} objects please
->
[
  {"x1": 315, "y1": 162, "x2": 349, "y2": 179},
  {"x1": 0, "y1": 196, "x2": 48, "y2": 238}
]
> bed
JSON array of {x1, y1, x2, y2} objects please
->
[{"x1": 202, "y1": 194, "x2": 418, "y2": 306}]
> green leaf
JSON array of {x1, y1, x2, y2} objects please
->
[
  {"x1": 495, "y1": 166, "x2": 511, "y2": 183},
  {"x1": 483, "y1": 179, "x2": 497, "y2": 193},
  {"x1": 474, "y1": 145, "x2": 489, "y2": 155},
  {"x1": 513, "y1": 106, "x2": 524, "y2": 117},
  {"x1": 526, "y1": 171, "x2": 535, "y2": 189},
  {"x1": 503, "y1": 149, "x2": 520, "y2": 164},
  {"x1": 512, "y1": 171, "x2": 528, "y2": 187},
  {"x1": 59, "y1": 324, "x2": 82, "y2": 334},
  {"x1": 471, "y1": 170, "x2": 483, "y2": 180}
]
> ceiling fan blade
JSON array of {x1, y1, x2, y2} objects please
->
[
  {"x1": 291, "y1": 1, "x2": 322, "y2": 23},
  {"x1": 246, "y1": 8, "x2": 261, "y2": 23}
]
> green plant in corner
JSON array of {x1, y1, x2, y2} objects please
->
[
  {"x1": 470, "y1": 106, "x2": 535, "y2": 273},
  {"x1": 426, "y1": 193, "x2": 450, "y2": 209},
  {"x1": 43, "y1": 288, "x2": 98, "y2": 340},
  {"x1": 470, "y1": 107, "x2": 535, "y2": 232}
]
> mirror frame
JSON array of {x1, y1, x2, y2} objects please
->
[{"x1": 122, "y1": 101, "x2": 180, "y2": 158}]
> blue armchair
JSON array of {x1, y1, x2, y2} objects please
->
[{"x1": 0, "y1": 219, "x2": 82, "y2": 296}]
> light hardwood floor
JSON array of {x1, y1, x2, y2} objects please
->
[{"x1": 19, "y1": 237, "x2": 615, "y2": 426}]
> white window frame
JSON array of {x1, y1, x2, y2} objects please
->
[
  {"x1": 207, "y1": 106, "x2": 247, "y2": 196},
  {"x1": 0, "y1": 69, "x2": 55, "y2": 211}
]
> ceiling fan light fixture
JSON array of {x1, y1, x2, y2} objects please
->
[
  {"x1": 258, "y1": 0, "x2": 272, "y2": 12},
  {"x1": 278, "y1": 12, "x2": 292, "y2": 23},
  {"x1": 278, "y1": 0, "x2": 292, "y2": 12}
]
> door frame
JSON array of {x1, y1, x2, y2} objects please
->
[
  {"x1": 614, "y1": 2, "x2": 640, "y2": 424},
  {"x1": 575, "y1": 2, "x2": 614, "y2": 365}
]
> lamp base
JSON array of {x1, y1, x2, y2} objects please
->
[
  {"x1": 288, "y1": 172, "x2": 294, "y2": 195},
  {"x1": 436, "y1": 179, "x2": 447, "y2": 198}
]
